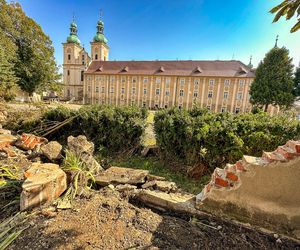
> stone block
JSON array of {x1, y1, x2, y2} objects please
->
[
  {"x1": 20, "y1": 163, "x2": 67, "y2": 211},
  {"x1": 95, "y1": 167, "x2": 149, "y2": 186},
  {"x1": 41, "y1": 141, "x2": 62, "y2": 160}
]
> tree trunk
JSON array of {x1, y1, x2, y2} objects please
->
[{"x1": 264, "y1": 104, "x2": 269, "y2": 112}]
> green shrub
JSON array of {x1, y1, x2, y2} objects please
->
[
  {"x1": 16, "y1": 105, "x2": 148, "y2": 155},
  {"x1": 154, "y1": 107, "x2": 300, "y2": 173}
]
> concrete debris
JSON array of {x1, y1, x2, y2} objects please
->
[
  {"x1": 20, "y1": 163, "x2": 67, "y2": 211},
  {"x1": 115, "y1": 184, "x2": 137, "y2": 192},
  {"x1": 67, "y1": 135, "x2": 94, "y2": 155},
  {"x1": 15, "y1": 133, "x2": 48, "y2": 151},
  {"x1": 41, "y1": 141, "x2": 62, "y2": 161},
  {"x1": 142, "y1": 180, "x2": 177, "y2": 192},
  {"x1": 136, "y1": 189, "x2": 199, "y2": 215},
  {"x1": 0, "y1": 128, "x2": 11, "y2": 135},
  {"x1": 147, "y1": 174, "x2": 166, "y2": 181},
  {"x1": 67, "y1": 135, "x2": 103, "y2": 174},
  {"x1": 96, "y1": 167, "x2": 149, "y2": 186}
]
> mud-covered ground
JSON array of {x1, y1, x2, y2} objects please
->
[{"x1": 8, "y1": 188, "x2": 300, "y2": 250}]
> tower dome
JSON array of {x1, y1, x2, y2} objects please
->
[
  {"x1": 93, "y1": 18, "x2": 108, "y2": 44},
  {"x1": 66, "y1": 20, "x2": 80, "y2": 45}
]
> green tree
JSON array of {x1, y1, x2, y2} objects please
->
[
  {"x1": 249, "y1": 47, "x2": 295, "y2": 111},
  {"x1": 0, "y1": 0, "x2": 18, "y2": 100},
  {"x1": 270, "y1": 0, "x2": 300, "y2": 33},
  {"x1": 294, "y1": 66, "x2": 300, "y2": 98},
  {"x1": 0, "y1": 1, "x2": 60, "y2": 96}
]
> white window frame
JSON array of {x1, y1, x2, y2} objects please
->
[
  {"x1": 180, "y1": 78, "x2": 185, "y2": 85},
  {"x1": 193, "y1": 91, "x2": 198, "y2": 97},
  {"x1": 239, "y1": 79, "x2": 245, "y2": 87},
  {"x1": 208, "y1": 91, "x2": 213, "y2": 98},
  {"x1": 236, "y1": 92, "x2": 242, "y2": 100},
  {"x1": 224, "y1": 79, "x2": 230, "y2": 86},
  {"x1": 223, "y1": 92, "x2": 228, "y2": 99},
  {"x1": 156, "y1": 77, "x2": 161, "y2": 84},
  {"x1": 95, "y1": 86, "x2": 99, "y2": 93},
  {"x1": 143, "y1": 77, "x2": 148, "y2": 83},
  {"x1": 209, "y1": 79, "x2": 215, "y2": 85},
  {"x1": 156, "y1": 88, "x2": 160, "y2": 95},
  {"x1": 143, "y1": 88, "x2": 147, "y2": 95},
  {"x1": 179, "y1": 89, "x2": 184, "y2": 97}
]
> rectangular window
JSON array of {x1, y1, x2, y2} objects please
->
[
  {"x1": 95, "y1": 86, "x2": 99, "y2": 93},
  {"x1": 132, "y1": 87, "x2": 136, "y2": 94},
  {"x1": 132, "y1": 78, "x2": 137, "y2": 83},
  {"x1": 156, "y1": 77, "x2": 161, "y2": 84},
  {"x1": 165, "y1": 90, "x2": 170, "y2": 96},
  {"x1": 110, "y1": 76, "x2": 115, "y2": 83},
  {"x1": 208, "y1": 91, "x2": 213, "y2": 98},
  {"x1": 81, "y1": 71, "x2": 84, "y2": 81},
  {"x1": 156, "y1": 88, "x2": 160, "y2": 95},
  {"x1": 223, "y1": 92, "x2": 228, "y2": 99},
  {"x1": 68, "y1": 54, "x2": 71, "y2": 60},
  {"x1": 143, "y1": 88, "x2": 147, "y2": 95},
  {"x1": 121, "y1": 77, "x2": 126, "y2": 83},
  {"x1": 165, "y1": 77, "x2": 171, "y2": 85},
  {"x1": 82, "y1": 55, "x2": 84, "y2": 60},
  {"x1": 193, "y1": 91, "x2": 198, "y2": 97},
  {"x1": 180, "y1": 78, "x2": 185, "y2": 85},
  {"x1": 143, "y1": 77, "x2": 148, "y2": 83},
  {"x1": 110, "y1": 87, "x2": 114, "y2": 93},
  {"x1": 101, "y1": 87, "x2": 105, "y2": 93},
  {"x1": 239, "y1": 79, "x2": 245, "y2": 86},
  {"x1": 236, "y1": 93, "x2": 242, "y2": 100},
  {"x1": 209, "y1": 79, "x2": 215, "y2": 85},
  {"x1": 194, "y1": 79, "x2": 199, "y2": 85},
  {"x1": 179, "y1": 89, "x2": 184, "y2": 96},
  {"x1": 221, "y1": 107, "x2": 226, "y2": 113},
  {"x1": 121, "y1": 87, "x2": 125, "y2": 94},
  {"x1": 67, "y1": 70, "x2": 70, "y2": 76},
  {"x1": 224, "y1": 79, "x2": 230, "y2": 86}
]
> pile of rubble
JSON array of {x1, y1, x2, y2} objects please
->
[{"x1": 0, "y1": 128, "x2": 195, "y2": 217}]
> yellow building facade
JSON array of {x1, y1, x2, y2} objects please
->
[{"x1": 63, "y1": 17, "x2": 277, "y2": 113}]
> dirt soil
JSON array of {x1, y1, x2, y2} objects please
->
[{"x1": 8, "y1": 188, "x2": 300, "y2": 250}]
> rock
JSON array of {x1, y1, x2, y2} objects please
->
[
  {"x1": 20, "y1": 163, "x2": 67, "y2": 211},
  {"x1": 67, "y1": 135, "x2": 94, "y2": 155},
  {"x1": 41, "y1": 141, "x2": 62, "y2": 160},
  {"x1": 0, "y1": 128, "x2": 11, "y2": 135},
  {"x1": 95, "y1": 167, "x2": 149, "y2": 186},
  {"x1": 67, "y1": 135, "x2": 103, "y2": 174},
  {"x1": 15, "y1": 133, "x2": 48, "y2": 151},
  {"x1": 115, "y1": 184, "x2": 137, "y2": 192},
  {"x1": 136, "y1": 190, "x2": 198, "y2": 215},
  {"x1": 147, "y1": 174, "x2": 165, "y2": 181},
  {"x1": 142, "y1": 180, "x2": 177, "y2": 192},
  {"x1": 0, "y1": 141, "x2": 17, "y2": 157},
  {"x1": 0, "y1": 134, "x2": 17, "y2": 144}
]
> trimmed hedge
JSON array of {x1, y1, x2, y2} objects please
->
[
  {"x1": 154, "y1": 107, "x2": 300, "y2": 172},
  {"x1": 8, "y1": 105, "x2": 148, "y2": 154}
]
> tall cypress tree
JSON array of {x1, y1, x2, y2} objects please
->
[
  {"x1": 294, "y1": 66, "x2": 300, "y2": 98},
  {"x1": 249, "y1": 47, "x2": 295, "y2": 111}
]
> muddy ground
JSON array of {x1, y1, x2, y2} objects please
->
[{"x1": 8, "y1": 188, "x2": 300, "y2": 250}]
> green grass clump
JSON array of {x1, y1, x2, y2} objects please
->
[{"x1": 111, "y1": 156, "x2": 210, "y2": 194}]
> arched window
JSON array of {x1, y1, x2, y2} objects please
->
[
  {"x1": 81, "y1": 71, "x2": 84, "y2": 81},
  {"x1": 67, "y1": 70, "x2": 70, "y2": 76},
  {"x1": 95, "y1": 54, "x2": 98, "y2": 60},
  {"x1": 68, "y1": 54, "x2": 71, "y2": 60}
]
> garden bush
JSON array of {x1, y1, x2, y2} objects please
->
[
  {"x1": 7, "y1": 105, "x2": 148, "y2": 155},
  {"x1": 154, "y1": 107, "x2": 300, "y2": 173}
]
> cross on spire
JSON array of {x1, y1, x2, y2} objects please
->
[
  {"x1": 100, "y1": 9, "x2": 103, "y2": 20},
  {"x1": 275, "y1": 35, "x2": 279, "y2": 47}
]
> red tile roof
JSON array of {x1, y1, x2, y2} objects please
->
[{"x1": 85, "y1": 60, "x2": 255, "y2": 77}]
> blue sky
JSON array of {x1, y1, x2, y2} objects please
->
[{"x1": 17, "y1": 0, "x2": 300, "y2": 69}]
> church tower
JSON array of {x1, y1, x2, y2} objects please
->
[
  {"x1": 90, "y1": 16, "x2": 109, "y2": 61},
  {"x1": 63, "y1": 19, "x2": 90, "y2": 101}
]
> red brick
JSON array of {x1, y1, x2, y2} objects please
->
[
  {"x1": 296, "y1": 145, "x2": 300, "y2": 154},
  {"x1": 276, "y1": 147, "x2": 294, "y2": 160},
  {"x1": 226, "y1": 172, "x2": 239, "y2": 182},
  {"x1": 235, "y1": 161, "x2": 246, "y2": 172},
  {"x1": 214, "y1": 177, "x2": 229, "y2": 187}
]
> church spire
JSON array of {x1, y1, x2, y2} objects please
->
[
  {"x1": 274, "y1": 35, "x2": 279, "y2": 47},
  {"x1": 66, "y1": 14, "x2": 81, "y2": 45},
  {"x1": 93, "y1": 9, "x2": 108, "y2": 44},
  {"x1": 248, "y1": 55, "x2": 253, "y2": 69}
]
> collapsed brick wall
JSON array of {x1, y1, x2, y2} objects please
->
[{"x1": 196, "y1": 140, "x2": 300, "y2": 239}]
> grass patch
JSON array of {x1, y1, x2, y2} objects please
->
[{"x1": 111, "y1": 156, "x2": 210, "y2": 194}]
